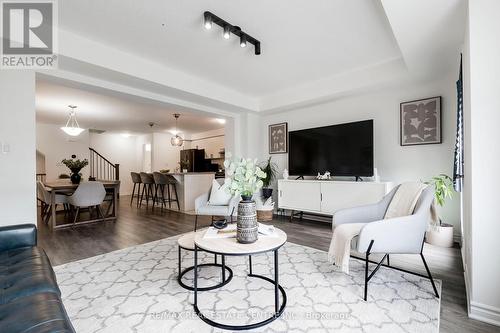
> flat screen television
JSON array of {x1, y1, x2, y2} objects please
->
[{"x1": 288, "y1": 120, "x2": 373, "y2": 177}]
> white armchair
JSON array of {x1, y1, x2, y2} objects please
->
[
  {"x1": 194, "y1": 179, "x2": 240, "y2": 231},
  {"x1": 333, "y1": 185, "x2": 439, "y2": 300}
]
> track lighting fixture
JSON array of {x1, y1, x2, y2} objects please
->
[{"x1": 203, "y1": 11, "x2": 261, "y2": 55}]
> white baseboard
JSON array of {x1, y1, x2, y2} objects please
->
[{"x1": 469, "y1": 301, "x2": 500, "y2": 326}]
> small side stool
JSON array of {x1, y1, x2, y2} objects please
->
[{"x1": 177, "y1": 232, "x2": 233, "y2": 291}]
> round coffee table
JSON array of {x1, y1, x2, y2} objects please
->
[{"x1": 193, "y1": 227, "x2": 287, "y2": 331}]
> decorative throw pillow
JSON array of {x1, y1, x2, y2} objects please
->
[{"x1": 208, "y1": 179, "x2": 232, "y2": 206}]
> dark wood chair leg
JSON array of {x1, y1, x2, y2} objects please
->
[
  {"x1": 160, "y1": 184, "x2": 166, "y2": 209},
  {"x1": 173, "y1": 184, "x2": 180, "y2": 210},
  {"x1": 167, "y1": 183, "x2": 172, "y2": 209},
  {"x1": 136, "y1": 183, "x2": 142, "y2": 208},
  {"x1": 152, "y1": 184, "x2": 158, "y2": 209},
  {"x1": 139, "y1": 184, "x2": 146, "y2": 208},
  {"x1": 130, "y1": 183, "x2": 136, "y2": 206},
  {"x1": 194, "y1": 215, "x2": 198, "y2": 231}
]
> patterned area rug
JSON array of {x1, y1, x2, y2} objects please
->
[{"x1": 54, "y1": 235, "x2": 441, "y2": 333}]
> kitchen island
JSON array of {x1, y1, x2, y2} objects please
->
[{"x1": 165, "y1": 172, "x2": 215, "y2": 212}]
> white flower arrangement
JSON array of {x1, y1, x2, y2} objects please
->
[{"x1": 224, "y1": 153, "x2": 267, "y2": 198}]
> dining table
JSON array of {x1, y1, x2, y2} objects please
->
[{"x1": 43, "y1": 179, "x2": 120, "y2": 230}]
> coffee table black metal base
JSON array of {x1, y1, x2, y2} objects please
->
[
  {"x1": 178, "y1": 246, "x2": 233, "y2": 291},
  {"x1": 193, "y1": 248, "x2": 287, "y2": 331}
]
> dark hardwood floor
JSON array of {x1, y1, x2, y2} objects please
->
[{"x1": 37, "y1": 196, "x2": 500, "y2": 333}]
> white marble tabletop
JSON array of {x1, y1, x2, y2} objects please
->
[{"x1": 194, "y1": 227, "x2": 287, "y2": 255}]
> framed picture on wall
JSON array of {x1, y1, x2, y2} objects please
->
[
  {"x1": 400, "y1": 96, "x2": 442, "y2": 146},
  {"x1": 269, "y1": 122, "x2": 288, "y2": 154}
]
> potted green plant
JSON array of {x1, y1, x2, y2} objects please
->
[
  {"x1": 61, "y1": 157, "x2": 89, "y2": 184},
  {"x1": 224, "y1": 155, "x2": 267, "y2": 243},
  {"x1": 179, "y1": 159, "x2": 190, "y2": 173},
  {"x1": 260, "y1": 156, "x2": 278, "y2": 199},
  {"x1": 425, "y1": 174, "x2": 455, "y2": 247}
]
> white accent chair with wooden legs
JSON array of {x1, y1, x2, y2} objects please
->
[
  {"x1": 37, "y1": 181, "x2": 69, "y2": 224},
  {"x1": 68, "y1": 182, "x2": 106, "y2": 225},
  {"x1": 333, "y1": 185, "x2": 440, "y2": 301},
  {"x1": 194, "y1": 179, "x2": 240, "y2": 231}
]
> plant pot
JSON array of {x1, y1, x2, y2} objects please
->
[
  {"x1": 241, "y1": 194, "x2": 253, "y2": 202},
  {"x1": 70, "y1": 173, "x2": 81, "y2": 185},
  {"x1": 426, "y1": 223, "x2": 454, "y2": 247},
  {"x1": 69, "y1": 168, "x2": 82, "y2": 184},
  {"x1": 237, "y1": 199, "x2": 258, "y2": 244},
  {"x1": 262, "y1": 188, "x2": 273, "y2": 199}
]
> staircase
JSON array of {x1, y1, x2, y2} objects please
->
[{"x1": 89, "y1": 148, "x2": 120, "y2": 181}]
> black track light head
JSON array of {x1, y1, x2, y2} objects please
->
[
  {"x1": 204, "y1": 12, "x2": 212, "y2": 30},
  {"x1": 240, "y1": 34, "x2": 247, "y2": 48},
  {"x1": 223, "y1": 25, "x2": 230, "y2": 39}
]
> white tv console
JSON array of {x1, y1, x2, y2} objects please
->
[{"x1": 277, "y1": 179, "x2": 392, "y2": 220}]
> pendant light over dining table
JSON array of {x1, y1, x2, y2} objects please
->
[
  {"x1": 171, "y1": 113, "x2": 184, "y2": 146},
  {"x1": 60, "y1": 105, "x2": 85, "y2": 136}
]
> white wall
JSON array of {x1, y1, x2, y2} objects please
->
[
  {"x1": 463, "y1": 0, "x2": 500, "y2": 325},
  {"x1": 36, "y1": 124, "x2": 149, "y2": 195},
  {"x1": 89, "y1": 133, "x2": 140, "y2": 195},
  {"x1": 0, "y1": 72, "x2": 37, "y2": 226},
  {"x1": 151, "y1": 132, "x2": 184, "y2": 172},
  {"x1": 258, "y1": 74, "x2": 461, "y2": 235},
  {"x1": 36, "y1": 123, "x2": 90, "y2": 181},
  {"x1": 190, "y1": 128, "x2": 225, "y2": 158},
  {"x1": 136, "y1": 134, "x2": 152, "y2": 173}
]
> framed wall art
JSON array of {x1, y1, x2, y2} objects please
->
[
  {"x1": 269, "y1": 122, "x2": 288, "y2": 154},
  {"x1": 400, "y1": 96, "x2": 442, "y2": 146}
]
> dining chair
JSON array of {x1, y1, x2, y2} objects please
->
[
  {"x1": 36, "y1": 181, "x2": 69, "y2": 224},
  {"x1": 130, "y1": 172, "x2": 142, "y2": 207},
  {"x1": 68, "y1": 182, "x2": 106, "y2": 225}
]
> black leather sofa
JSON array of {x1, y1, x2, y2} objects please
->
[{"x1": 0, "y1": 224, "x2": 75, "y2": 333}]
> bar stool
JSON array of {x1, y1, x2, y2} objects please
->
[
  {"x1": 152, "y1": 172, "x2": 168, "y2": 210},
  {"x1": 139, "y1": 172, "x2": 155, "y2": 208},
  {"x1": 130, "y1": 172, "x2": 142, "y2": 207},
  {"x1": 165, "y1": 175, "x2": 180, "y2": 210},
  {"x1": 177, "y1": 231, "x2": 232, "y2": 291}
]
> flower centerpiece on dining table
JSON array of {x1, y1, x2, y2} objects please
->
[
  {"x1": 61, "y1": 157, "x2": 89, "y2": 184},
  {"x1": 224, "y1": 154, "x2": 266, "y2": 244}
]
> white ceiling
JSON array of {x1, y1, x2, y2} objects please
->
[
  {"x1": 36, "y1": 78, "x2": 226, "y2": 135},
  {"x1": 59, "y1": 0, "x2": 401, "y2": 97},
  {"x1": 51, "y1": 0, "x2": 465, "y2": 113}
]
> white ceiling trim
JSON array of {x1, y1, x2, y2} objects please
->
[
  {"x1": 258, "y1": 57, "x2": 408, "y2": 113},
  {"x1": 58, "y1": 29, "x2": 259, "y2": 112}
]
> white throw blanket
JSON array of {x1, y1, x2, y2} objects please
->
[{"x1": 328, "y1": 182, "x2": 430, "y2": 273}]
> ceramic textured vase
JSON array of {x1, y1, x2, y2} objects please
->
[{"x1": 237, "y1": 196, "x2": 258, "y2": 244}]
